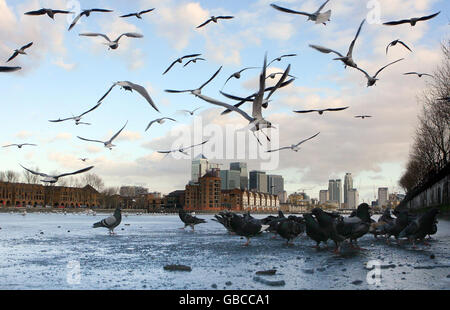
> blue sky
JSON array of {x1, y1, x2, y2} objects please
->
[{"x1": 0, "y1": 0, "x2": 449, "y2": 202}]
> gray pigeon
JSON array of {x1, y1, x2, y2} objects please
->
[
  {"x1": 229, "y1": 213, "x2": 269, "y2": 246},
  {"x1": 399, "y1": 208, "x2": 440, "y2": 247},
  {"x1": 178, "y1": 209, "x2": 206, "y2": 231},
  {"x1": 93, "y1": 208, "x2": 122, "y2": 235}
]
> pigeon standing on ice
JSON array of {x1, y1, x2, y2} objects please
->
[
  {"x1": 335, "y1": 203, "x2": 372, "y2": 250},
  {"x1": 212, "y1": 210, "x2": 235, "y2": 234},
  {"x1": 399, "y1": 208, "x2": 440, "y2": 247},
  {"x1": 178, "y1": 209, "x2": 206, "y2": 231},
  {"x1": 311, "y1": 208, "x2": 345, "y2": 253},
  {"x1": 276, "y1": 216, "x2": 305, "y2": 246},
  {"x1": 93, "y1": 208, "x2": 122, "y2": 235},
  {"x1": 229, "y1": 213, "x2": 269, "y2": 246},
  {"x1": 304, "y1": 213, "x2": 329, "y2": 249}
]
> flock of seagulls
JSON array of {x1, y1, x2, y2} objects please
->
[{"x1": 1, "y1": 3, "x2": 443, "y2": 207}]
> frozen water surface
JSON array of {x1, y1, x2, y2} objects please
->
[{"x1": 0, "y1": 213, "x2": 449, "y2": 290}]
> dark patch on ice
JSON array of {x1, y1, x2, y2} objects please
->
[
  {"x1": 163, "y1": 264, "x2": 192, "y2": 271},
  {"x1": 253, "y1": 276, "x2": 285, "y2": 287},
  {"x1": 352, "y1": 280, "x2": 363, "y2": 285},
  {"x1": 256, "y1": 269, "x2": 277, "y2": 276}
]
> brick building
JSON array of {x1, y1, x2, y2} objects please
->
[{"x1": 0, "y1": 181, "x2": 99, "y2": 208}]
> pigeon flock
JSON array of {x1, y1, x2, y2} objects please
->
[{"x1": 1, "y1": 3, "x2": 444, "y2": 251}]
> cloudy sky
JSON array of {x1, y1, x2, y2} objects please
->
[{"x1": 0, "y1": 0, "x2": 448, "y2": 202}]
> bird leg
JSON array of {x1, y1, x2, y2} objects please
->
[{"x1": 243, "y1": 237, "x2": 250, "y2": 247}]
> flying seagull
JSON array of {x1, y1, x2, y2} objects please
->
[
  {"x1": 356, "y1": 58, "x2": 404, "y2": 87},
  {"x1": 223, "y1": 67, "x2": 259, "y2": 88},
  {"x1": 267, "y1": 132, "x2": 320, "y2": 153},
  {"x1": 197, "y1": 16, "x2": 234, "y2": 28},
  {"x1": 79, "y1": 158, "x2": 89, "y2": 162},
  {"x1": 98, "y1": 81, "x2": 159, "y2": 112},
  {"x1": 403, "y1": 72, "x2": 433, "y2": 78},
  {"x1": 196, "y1": 54, "x2": 287, "y2": 145},
  {"x1": 3, "y1": 143, "x2": 37, "y2": 149},
  {"x1": 158, "y1": 140, "x2": 209, "y2": 156},
  {"x1": 355, "y1": 115, "x2": 372, "y2": 119},
  {"x1": 0, "y1": 66, "x2": 21, "y2": 73},
  {"x1": 294, "y1": 107, "x2": 349, "y2": 115},
  {"x1": 68, "y1": 9, "x2": 113, "y2": 31},
  {"x1": 93, "y1": 208, "x2": 122, "y2": 235},
  {"x1": 163, "y1": 54, "x2": 202, "y2": 75},
  {"x1": 179, "y1": 108, "x2": 202, "y2": 116},
  {"x1": 49, "y1": 102, "x2": 102, "y2": 126},
  {"x1": 7, "y1": 42, "x2": 33, "y2": 62},
  {"x1": 386, "y1": 40, "x2": 412, "y2": 54},
  {"x1": 19, "y1": 165, "x2": 94, "y2": 184},
  {"x1": 309, "y1": 19, "x2": 365, "y2": 68},
  {"x1": 79, "y1": 32, "x2": 143, "y2": 50},
  {"x1": 270, "y1": 1, "x2": 332, "y2": 25},
  {"x1": 145, "y1": 117, "x2": 176, "y2": 131},
  {"x1": 383, "y1": 11, "x2": 440, "y2": 26},
  {"x1": 165, "y1": 66, "x2": 222, "y2": 97},
  {"x1": 77, "y1": 121, "x2": 128, "y2": 150},
  {"x1": 183, "y1": 58, "x2": 206, "y2": 67},
  {"x1": 120, "y1": 9, "x2": 155, "y2": 19},
  {"x1": 266, "y1": 72, "x2": 297, "y2": 79},
  {"x1": 24, "y1": 8, "x2": 73, "y2": 19},
  {"x1": 268, "y1": 54, "x2": 297, "y2": 66}
]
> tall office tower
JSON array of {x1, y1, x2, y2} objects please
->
[
  {"x1": 378, "y1": 187, "x2": 389, "y2": 207},
  {"x1": 319, "y1": 190, "x2": 329, "y2": 204},
  {"x1": 219, "y1": 170, "x2": 241, "y2": 190},
  {"x1": 344, "y1": 173, "x2": 353, "y2": 205},
  {"x1": 347, "y1": 188, "x2": 359, "y2": 209},
  {"x1": 230, "y1": 162, "x2": 249, "y2": 190},
  {"x1": 249, "y1": 170, "x2": 268, "y2": 193},
  {"x1": 267, "y1": 175, "x2": 284, "y2": 196},
  {"x1": 191, "y1": 154, "x2": 209, "y2": 183},
  {"x1": 328, "y1": 179, "x2": 342, "y2": 207}
]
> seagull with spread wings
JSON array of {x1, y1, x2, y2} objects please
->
[
  {"x1": 77, "y1": 121, "x2": 128, "y2": 150},
  {"x1": 270, "y1": 1, "x2": 331, "y2": 25},
  {"x1": 355, "y1": 115, "x2": 372, "y2": 119},
  {"x1": 120, "y1": 9, "x2": 155, "y2": 19},
  {"x1": 19, "y1": 165, "x2": 94, "y2": 184},
  {"x1": 356, "y1": 58, "x2": 404, "y2": 87},
  {"x1": 68, "y1": 8, "x2": 113, "y2": 31},
  {"x1": 223, "y1": 67, "x2": 259, "y2": 88},
  {"x1": 386, "y1": 40, "x2": 412, "y2": 54},
  {"x1": 183, "y1": 58, "x2": 206, "y2": 67},
  {"x1": 24, "y1": 8, "x2": 73, "y2": 20},
  {"x1": 197, "y1": 16, "x2": 234, "y2": 28},
  {"x1": 383, "y1": 11, "x2": 440, "y2": 26},
  {"x1": 145, "y1": 117, "x2": 177, "y2": 131},
  {"x1": 266, "y1": 72, "x2": 297, "y2": 79},
  {"x1": 268, "y1": 54, "x2": 297, "y2": 66},
  {"x1": 309, "y1": 19, "x2": 365, "y2": 69},
  {"x1": 267, "y1": 132, "x2": 320, "y2": 153},
  {"x1": 49, "y1": 102, "x2": 102, "y2": 126},
  {"x1": 294, "y1": 107, "x2": 349, "y2": 115},
  {"x1": 403, "y1": 72, "x2": 433, "y2": 78},
  {"x1": 179, "y1": 108, "x2": 202, "y2": 116},
  {"x1": 98, "y1": 81, "x2": 159, "y2": 112},
  {"x1": 3, "y1": 143, "x2": 37, "y2": 149},
  {"x1": 7, "y1": 42, "x2": 33, "y2": 62},
  {"x1": 158, "y1": 140, "x2": 209, "y2": 156},
  {"x1": 163, "y1": 54, "x2": 202, "y2": 75},
  {"x1": 79, "y1": 32, "x2": 143, "y2": 50},
  {"x1": 165, "y1": 66, "x2": 222, "y2": 97}
]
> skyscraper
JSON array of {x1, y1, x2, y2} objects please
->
[
  {"x1": 230, "y1": 162, "x2": 248, "y2": 190},
  {"x1": 219, "y1": 170, "x2": 241, "y2": 190},
  {"x1": 191, "y1": 154, "x2": 209, "y2": 183},
  {"x1": 319, "y1": 190, "x2": 329, "y2": 204},
  {"x1": 267, "y1": 175, "x2": 284, "y2": 196},
  {"x1": 347, "y1": 188, "x2": 359, "y2": 209},
  {"x1": 378, "y1": 187, "x2": 389, "y2": 208},
  {"x1": 328, "y1": 179, "x2": 342, "y2": 207},
  {"x1": 249, "y1": 170, "x2": 268, "y2": 193},
  {"x1": 344, "y1": 173, "x2": 353, "y2": 206}
]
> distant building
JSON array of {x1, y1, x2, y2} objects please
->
[
  {"x1": 378, "y1": 187, "x2": 389, "y2": 208},
  {"x1": 219, "y1": 170, "x2": 241, "y2": 190},
  {"x1": 344, "y1": 173, "x2": 353, "y2": 205},
  {"x1": 163, "y1": 190, "x2": 185, "y2": 209},
  {"x1": 347, "y1": 188, "x2": 359, "y2": 209},
  {"x1": 319, "y1": 190, "x2": 329, "y2": 204},
  {"x1": 278, "y1": 190, "x2": 287, "y2": 203},
  {"x1": 191, "y1": 154, "x2": 209, "y2": 183},
  {"x1": 230, "y1": 162, "x2": 248, "y2": 190},
  {"x1": 267, "y1": 175, "x2": 284, "y2": 196},
  {"x1": 119, "y1": 186, "x2": 148, "y2": 197},
  {"x1": 185, "y1": 171, "x2": 222, "y2": 211},
  {"x1": 328, "y1": 179, "x2": 342, "y2": 207},
  {"x1": 249, "y1": 171, "x2": 268, "y2": 193}
]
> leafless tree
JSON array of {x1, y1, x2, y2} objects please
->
[
  {"x1": 5, "y1": 170, "x2": 19, "y2": 183},
  {"x1": 23, "y1": 167, "x2": 40, "y2": 184},
  {"x1": 82, "y1": 173, "x2": 105, "y2": 192},
  {"x1": 0, "y1": 171, "x2": 5, "y2": 182}
]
